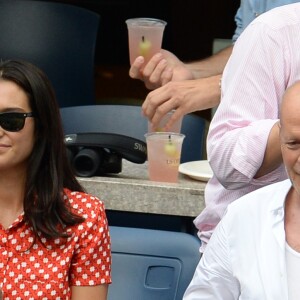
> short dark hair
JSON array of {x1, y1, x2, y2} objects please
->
[{"x1": 0, "y1": 59, "x2": 85, "y2": 239}]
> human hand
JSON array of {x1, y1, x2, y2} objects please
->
[
  {"x1": 142, "y1": 75, "x2": 221, "y2": 130},
  {"x1": 129, "y1": 49, "x2": 193, "y2": 90}
]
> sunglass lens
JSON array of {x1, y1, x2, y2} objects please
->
[{"x1": 0, "y1": 114, "x2": 24, "y2": 131}]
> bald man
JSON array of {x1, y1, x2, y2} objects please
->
[{"x1": 183, "y1": 80, "x2": 300, "y2": 300}]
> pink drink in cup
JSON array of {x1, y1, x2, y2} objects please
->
[
  {"x1": 126, "y1": 18, "x2": 167, "y2": 66},
  {"x1": 145, "y1": 132, "x2": 185, "y2": 183}
]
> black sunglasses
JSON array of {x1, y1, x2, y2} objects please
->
[{"x1": 0, "y1": 112, "x2": 34, "y2": 132}]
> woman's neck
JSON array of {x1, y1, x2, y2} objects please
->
[{"x1": 0, "y1": 169, "x2": 26, "y2": 229}]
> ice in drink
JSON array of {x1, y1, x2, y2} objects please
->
[
  {"x1": 126, "y1": 18, "x2": 167, "y2": 66},
  {"x1": 145, "y1": 132, "x2": 185, "y2": 183}
]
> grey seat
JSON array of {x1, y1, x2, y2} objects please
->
[
  {"x1": 60, "y1": 104, "x2": 206, "y2": 163},
  {"x1": 0, "y1": 0, "x2": 100, "y2": 107},
  {"x1": 108, "y1": 226, "x2": 201, "y2": 300}
]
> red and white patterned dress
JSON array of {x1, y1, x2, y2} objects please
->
[{"x1": 0, "y1": 189, "x2": 111, "y2": 299}]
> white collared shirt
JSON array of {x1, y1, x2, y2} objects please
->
[
  {"x1": 184, "y1": 179, "x2": 291, "y2": 300},
  {"x1": 285, "y1": 242, "x2": 300, "y2": 299}
]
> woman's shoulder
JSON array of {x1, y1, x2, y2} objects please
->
[{"x1": 63, "y1": 188, "x2": 106, "y2": 219}]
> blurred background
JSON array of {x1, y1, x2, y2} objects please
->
[{"x1": 42, "y1": 0, "x2": 240, "y2": 120}]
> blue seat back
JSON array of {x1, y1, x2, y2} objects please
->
[
  {"x1": 0, "y1": 0, "x2": 99, "y2": 107},
  {"x1": 181, "y1": 114, "x2": 206, "y2": 162},
  {"x1": 60, "y1": 104, "x2": 147, "y2": 141},
  {"x1": 108, "y1": 226, "x2": 201, "y2": 300}
]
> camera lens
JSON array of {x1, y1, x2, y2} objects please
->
[{"x1": 72, "y1": 148, "x2": 102, "y2": 177}]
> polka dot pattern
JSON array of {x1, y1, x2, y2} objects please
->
[{"x1": 0, "y1": 189, "x2": 111, "y2": 299}]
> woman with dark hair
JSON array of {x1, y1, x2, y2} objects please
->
[{"x1": 0, "y1": 60, "x2": 111, "y2": 299}]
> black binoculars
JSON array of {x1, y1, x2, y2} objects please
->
[
  {"x1": 67, "y1": 147, "x2": 123, "y2": 177},
  {"x1": 64, "y1": 133, "x2": 147, "y2": 177}
]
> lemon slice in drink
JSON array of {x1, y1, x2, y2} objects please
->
[
  {"x1": 139, "y1": 36, "x2": 152, "y2": 57},
  {"x1": 164, "y1": 140, "x2": 178, "y2": 157}
]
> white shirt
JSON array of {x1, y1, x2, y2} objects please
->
[
  {"x1": 194, "y1": 3, "x2": 300, "y2": 252},
  {"x1": 285, "y1": 243, "x2": 300, "y2": 299},
  {"x1": 184, "y1": 179, "x2": 292, "y2": 300}
]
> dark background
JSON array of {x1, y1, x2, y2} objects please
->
[
  {"x1": 46, "y1": 0, "x2": 240, "y2": 118},
  {"x1": 50, "y1": 0, "x2": 239, "y2": 63}
]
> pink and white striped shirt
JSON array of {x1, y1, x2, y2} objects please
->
[{"x1": 194, "y1": 3, "x2": 300, "y2": 252}]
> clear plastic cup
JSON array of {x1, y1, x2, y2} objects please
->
[
  {"x1": 145, "y1": 132, "x2": 185, "y2": 183},
  {"x1": 148, "y1": 110, "x2": 183, "y2": 133},
  {"x1": 126, "y1": 18, "x2": 167, "y2": 66}
]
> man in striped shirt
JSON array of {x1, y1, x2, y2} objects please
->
[{"x1": 196, "y1": 3, "x2": 300, "y2": 251}]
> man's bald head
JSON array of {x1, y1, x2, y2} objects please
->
[{"x1": 280, "y1": 81, "x2": 300, "y2": 128}]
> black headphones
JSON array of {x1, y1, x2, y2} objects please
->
[{"x1": 65, "y1": 133, "x2": 147, "y2": 177}]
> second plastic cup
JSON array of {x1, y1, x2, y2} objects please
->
[
  {"x1": 148, "y1": 110, "x2": 183, "y2": 133},
  {"x1": 126, "y1": 18, "x2": 167, "y2": 66},
  {"x1": 145, "y1": 132, "x2": 185, "y2": 183}
]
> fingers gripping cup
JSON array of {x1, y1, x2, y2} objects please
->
[
  {"x1": 145, "y1": 132, "x2": 185, "y2": 183},
  {"x1": 126, "y1": 18, "x2": 167, "y2": 66}
]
